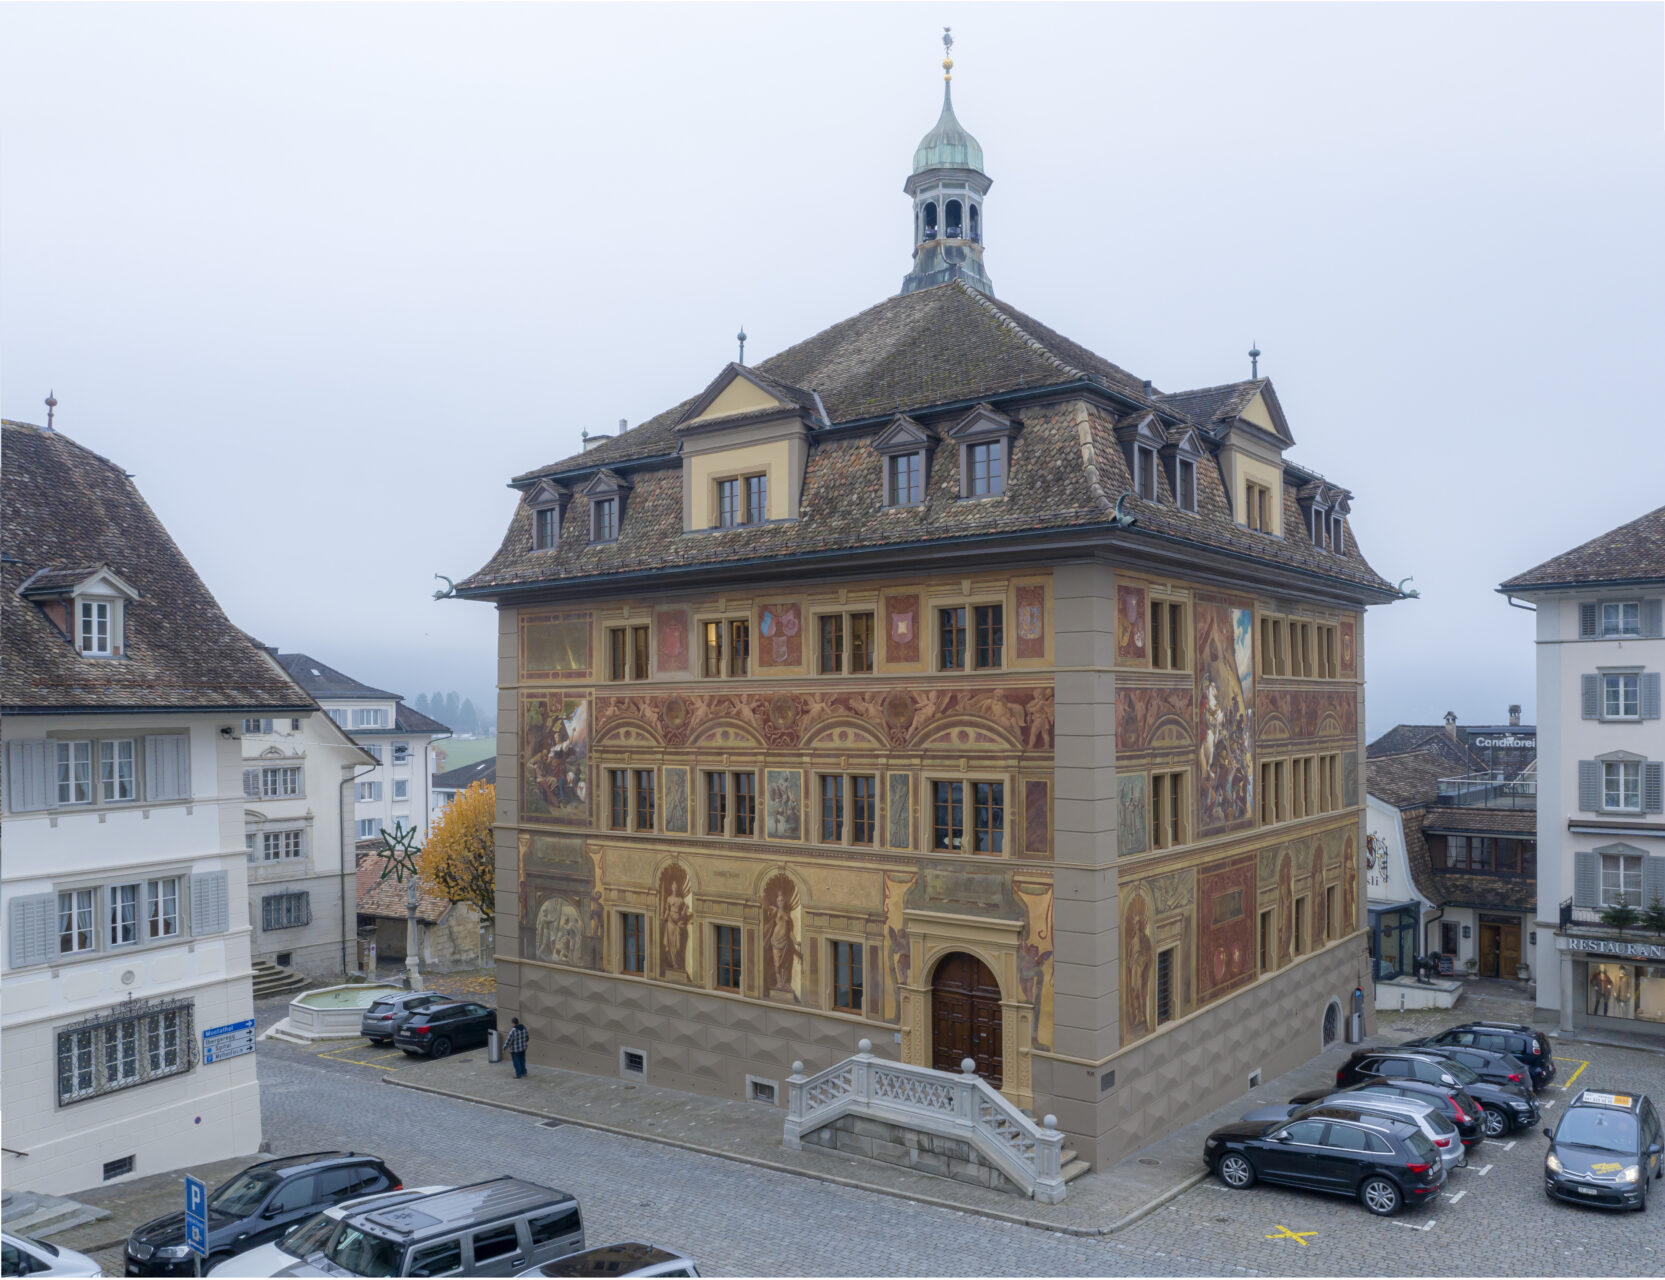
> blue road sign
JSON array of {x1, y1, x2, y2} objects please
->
[{"x1": 185, "y1": 1174, "x2": 208, "y2": 1257}]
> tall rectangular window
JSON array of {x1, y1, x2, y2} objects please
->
[
  {"x1": 630, "y1": 625, "x2": 650, "y2": 680},
  {"x1": 939, "y1": 607, "x2": 967, "y2": 670},
  {"x1": 888, "y1": 452, "x2": 922, "y2": 506},
  {"x1": 733, "y1": 772, "x2": 757, "y2": 836},
  {"x1": 55, "y1": 740, "x2": 93, "y2": 806},
  {"x1": 79, "y1": 600, "x2": 111, "y2": 655},
  {"x1": 967, "y1": 441, "x2": 1004, "y2": 496},
  {"x1": 621, "y1": 913, "x2": 645, "y2": 975},
  {"x1": 633, "y1": 769, "x2": 655, "y2": 830},
  {"x1": 108, "y1": 883, "x2": 140, "y2": 947},
  {"x1": 1259, "y1": 909, "x2": 1274, "y2": 972},
  {"x1": 706, "y1": 772, "x2": 727, "y2": 835},
  {"x1": 715, "y1": 925, "x2": 742, "y2": 991},
  {"x1": 820, "y1": 775, "x2": 845, "y2": 842},
  {"x1": 534, "y1": 506, "x2": 559, "y2": 550},
  {"x1": 1602, "y1": 601, "x2": 1641, "y2": 637},
  {"x1": 1245, "y1": 481, "x2": 1272, "y2": 532},
  {"x1": 850, "y1": 612, "x2": 875, "y2": 673},
  {"x1": 1326, "y1": 885, "x2": 1339, "y2": 939},
  {"x1": 819, "y1": 615, "x2": 844, "y2": 674},
  {"x1": 832, "y1": 940, "x2": 864, "y2": 1011},
  {"x1": 1177, "y1": 457, "x2": 1197, "y2": 512},
  {"x1": 1151, "y1": 771, "x2": 1185, "y2": 849},
  {"x1": 609, "y1": 769, "x2": 629, "y2": 830},
  {"x1": 1155, "y1": 948, "x2": 1175, "y2": 1026},
  {"x1": 851, "y1": 776, "x2": 876, "y2": 845},
  {"x1": 393, "y1": 779, "x2": 408, "y2": 800},
  {"x1": 592, "y1": 497, "x2": 618, "y2": 542},
  {"x1": 1603, "y1": 761, "x2": 1641, "y2": 811},
  {"x1": 1599, "y1": 852, "x2": 1643, "y2": 907},
  {"x1": 744, "y1": 474, "x2": 768, "y2": 524},
  {"x1": 609, "y1": 628, "x2": 628, "y2": 681},
  {"x1": 1294, "y1": 896, "x2": 1309, "y2": 955},
  {"x1": 728, "y1": 620, "x2": 750, "y2": 677},
  {"x1": 146, "y1": 879, "x2": 179, "y2": 939},
  {"x1": 1136, "y1": 446, "x2": 1158, "y2": 500},
  {"x1": 716, "y1": 478, "x2": 739, "y2": 528},
  {"x1": 971, "y1": 781, "x2": 1005, "y2": 853},
  {"x1": 1149, "y1": 600, "x2": 1185, "y2": 670},
  {"x1": 703, "y1": 621, "x2": 724, "y2": 676},
  {"x1": 58, "y1": 889, "x2": 95, "y2": 954},
  {"x1": 100, "y1": 739, "x2": 136, "y2": 802},
  {"x1": 974, "y1": 605, "x2": 1003, "y2": 669},
  {"x1": 933, "y1": 780, "x2": 964, "y2": 851},
  {"x1": 1603, "y1": 674, "x2": 1639, "y2": 719}
]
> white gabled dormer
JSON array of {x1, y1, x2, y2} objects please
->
[
  {"x1": 19, "y1": 564, "x2": 140, "y2": 658},
  {"x1": 674, "y1": 363, "x2": 823, "y2": 532},
  {"x1": 1215, "y1": 380, "x2": 1294, "y2": 536}
]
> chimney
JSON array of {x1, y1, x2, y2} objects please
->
[
  {"x1": 1509, "y1": 704, "x2": 1521, "y2": 726},
  {"x1": 1443, "y1": 711, "x2": 1457, "y2": 740},
  {"x1": 618, "y1": 418, "x2": 627, "y2": 432}
]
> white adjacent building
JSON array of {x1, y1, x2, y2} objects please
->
[
  {"x1": 270, "y1": 653, "x2": 450, "y2": 843},
  {"x1": 1502, "y1": 504, "x2": 1665, "y2": 1042},
  {"x1": 2, "y1": 419, "x2": 316, "y2": 1194}
]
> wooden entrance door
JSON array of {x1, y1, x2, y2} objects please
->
[
  {"x1": 1479, "y1": 923, "x2": 1502, "y2": 978},
  {"x1": 1499, "y1": 926, "x2": 1522, "y2": 976},
  {"x1": 931, "y1": 953, "x2": 1003, "y2": 1086}
]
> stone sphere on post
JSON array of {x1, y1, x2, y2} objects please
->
[
  {"x1": 857, "y1": 1038, "x2": 872, "y2": 1055},
  {"x1": 791, "y1": 1061, "x2": 804, "y2": 1076},
  {"x1": 961, "y1": 1057, "x2": 977, "y2": 1075},
  {"x1": 1043, "y1": 1114, "x2": 1058, "y2": 1131}
]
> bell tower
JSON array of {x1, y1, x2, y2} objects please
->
[{"x1": 900, "y1": 29, "x2": 994, "y2": 297}]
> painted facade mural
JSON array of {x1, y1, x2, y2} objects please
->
[
  {"x1": 1116, "y1": 583, "x2": 1147, "y2": 663},
  {"x1": 1196, "y1": 599, "x2": 1255, "y2": 836},
  {"x1": 655, "y1": 607, "x2": 690, "y2": 673},
  {"x1": 519, "y1": 833, "x2": 600, "y2": 968},
  {"x1": 1196, "y1": 853, "x2": 1256, "y2": 1003},
  {"x1": 1117, "y1": 774, "x2": 1148, "y2": 856},
  {"x1": 1014, "y1": 878, "x2": 1055, "y2": 1051},
  {"x1": 1122, "y1": 887, "x2": 1155, "y2": 1040},
  {"x1": 758, "y1": 603, "x2": 802, "y2": 669},
  {"x1": 888, "y1": 774, "x2": 911, "y2": 849},
  {"x1": 1023, "y1": 780, "x2": 1049, "y2": 856},
  {"x1": 1339, "y1": 618, "x2": 1356, "y2": 676},
  {"x1": 1256, "y1": 688, "x2": 1358, "y2": 743},
  {"x1": 766, "y1": 770, "x2": 802, "y2": 840},
  {"x1": 885, "y1": 592, "x2": 920, "y2": 664},
  {"x1": 520, "y1": 610, "x2": 592, "y2": 681},
  {"x1": 658, "y1": 863, "x2": 694, "y2": 979},
  {"x1": 1015, "y1": 584, "x2": 1047, "y2": 661},
  {"x1": 761, "y1": 872, "x2": 803, "y2": 1000},
  {"x1": 1115, "y1": 686, "x2": 1195, "y2": 754},
  {"x1": 663, "y1": 766, "x2": 689, "y2": 833},
  {"x1": 882, "y1": 870, "x2": 915, "y2": 1021},
  {"x1": 521, "y1": 694, "x2": 591, "y2": 825}
]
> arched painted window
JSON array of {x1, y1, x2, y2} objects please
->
[
  {"x1": 922, "y1": 201, "x2": 938, "y2": 240},
  {"x1": 968, "y1": 204, "x2": 980, "y2": 242},
  {"x1": 945, "y1": 199, "x2": 963, "y2": 239}
]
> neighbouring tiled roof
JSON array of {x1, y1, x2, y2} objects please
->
[
  {"x1": 1367, "y1": 750, "x2": 1460, "y2": 810},
  {"x1": 1421, "y1": 808, "x2": 1538, "y2": 837},
  {"x1": 1155, "y1": 379, "x2": 1265, "y2": 428},
  {"x1": 1501, "y1": 503, "x2": 1665, "y2": 591},
  {"x1": 1423, "y1": 869, "x2": 1537, "y2": 913},
  {"x1": 433, "y1": 756, "x2": 495, "y2": 789},
  {"x1": 1367, "y1": 725, "x2": 1486, "y2": 770},
  {"x1": 355, "y1": 849, "x2": 455, "y2": 925},
  {"x1": 396, "y1": 704, "x2": 451, "y2": 735},
  {"x1": 275, "y1": 651, "x2": 401, "y2": 700},
  {"x1": 465, "y1": 283, "x2": 1392, "y2": 600},
  {"x1": 3, "y1": 421, "x2": 315, "y2": 714},
  {"x1": 1399, "y1": 807, "x2": 1440, "y2": 904}
]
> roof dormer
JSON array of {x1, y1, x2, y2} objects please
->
[
  {"x1": 523, "y1": 479, "x2": 570, "y2": 553},
  {"x1": 19, "y1": 564, "x2": 140, "y2": 658},
  {"x1": 872, "y1": 415, "x2": 940, "y2": 508},
  {"x1": 676, "y1": 364, "x2": 822, "y2": 532},
  {"x1": 580, "y1": 469, "x2": 631, "y2": 545},
  {"x1": 1114, "y1": 410, "x2": 1168, "y2": 503},
  {"x1": 1160, "y1": 425, "x2": 1207, "y2": 514},
  {"x1": 946, "y1": 403, "x2": 1017, "y2": 499}
]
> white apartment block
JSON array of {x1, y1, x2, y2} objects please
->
[{"x1": 1502, "y1": 504, "x2": 1665, "y2": 1043}]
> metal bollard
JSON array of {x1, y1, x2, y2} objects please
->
[{"x1": 488, "y1": 1028, "x2": 501, "y2": 1063}]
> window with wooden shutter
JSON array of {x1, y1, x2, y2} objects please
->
[
  {"x1": 8, "y1": 893, "x2": 58, "y2": 969},
  {"x1": 1643, "y1": 598, "x2": 1664, "y2": 638},
  {"x1": 1645, "y1": 855, "x2": 1665, "y2": 913},
  {"x1": 6, "y1": 741, "x2": 50, "y2": 813},
  {"x1": 1579, "y1": 601, "x2": 1598, "y2": 638},
  {"x1": 1642, "y1": 672, "x2": 1662, "y2": 720},
  {"x1": 243, "y1": 768, "x2": 260, "y2": 798},
  {"x1": 144, "y1": 735, "x2": 190, "y2": 802},
  {"x1": 191, "y1": 871, "x2": 229, "y2": 937},
  {"x1": 1581, "y1": 674, "x2": 1599, "y2": 719},
  {"x1": 1572, "y1": 850, "x2": 1597, "y2": 908},
  {"x1": 1578, "y1": 760, "x2": 1601, "y2": 811},
  {"x1": 1645, "y1": 762, "x2": 1664, "y2": 815}
]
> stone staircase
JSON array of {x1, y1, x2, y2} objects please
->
[
  {"x1": 1022, "y1": 1110, "x2": 1090, "y2": 1184},
  {"x1": 252, "y1": 958, "x2": 307, "y2": 999},
  {"x1": 0, "y1": 1190, "x2": 109, "y2": 1238}
]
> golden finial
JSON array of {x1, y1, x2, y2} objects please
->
[{"x1": 942, "y1": 26, "x2": 954, "y2": 81}]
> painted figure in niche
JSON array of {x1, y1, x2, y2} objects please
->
[
  {"x1": 1277, "y1": 852, "x2": 1293, "y2": 964},
  {"x1": 1339, "y1": 620, "x2": 1355, "y2": 673},
  {"x1": 1015, "y1": 583, "x2": 1046, "y2": 660},
  {"x1": 536, "y1": 895, "x2": 584, "y2": 965},
  {"x1": 1025, "y1": 688, "x2": 1054, "y2": 749},
  {"x1": 664, "y1": 768, "x2": 689, "y2": 833},
  {"x1": 1015, "y1": 881, "x2": 1054, "y2": 1050},
  {"x1": 1117, "y1": 774, "x2": 1148, "y2": 856},
  {"x1": 655, "y1": 608, "x2": 689, "y2": 673},
  {"x1": 882, "y1": 871, "x2": 915, "y2": 1020},
  {"x1": 766, "y1": 771, "x2": 802, "y2": 840},
  {"x1": 1116, "y1": 584, "x2": 1147, "y2": 662},
  {"x1": 659, "y1": 865, "x2": 692, "y2": 977},
  {"x1": 1196, "y1": 604, "x2": 1254, "y2": 834},
  {"x1": 761, "y1": 874, "x2": 802, "y2": 999},
  {"x1": 522, "y1": 696, "x2": 590, "y2": 822},
  {"x1": 1123, "y1": 891, "x2": 1154, "y2": 1040},
  {"x1": 1343, "y1": 834, "x2": 1356, "y2": 931}
]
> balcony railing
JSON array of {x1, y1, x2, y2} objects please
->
[
  {"x1": 1559, "y1": 898, "x2": 1605, "y2": 929},
  {"x1": 1436, "y1": 773, "x2": 1537, "y2": 810}
]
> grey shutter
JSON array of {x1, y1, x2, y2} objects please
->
[
  {"x1": 1578, "y1": 760, "x2": 1601, "y2": 811},
  {"x1": 1579, "y1": 602, "x2": 1598, "y2": 638},
  {"x1": 1643, "y1": 673, "x2": 1662, "y2": 720},
  {"x1": 7, "y1": 893, "x2": 57, "y2": 969},
  {"x1": 1643, "y1": 598, "x2": 1663, "y2": 639},
  {"x1": 191, "y1": 870, "x2": 229, "y2": 936},
  {"x1": 6, "y1": 741, "x2": 50, "y2": 813},
  {"x1": 243, "y1": 768, "x2": 260, "y2": 798},
  {"x1": 1645, "y1": 762, "x2": 1664, "y2": 815},
  {"x1": 1572, "y1": 850, "x2": 1598, "y2": 908},
  {"x1": 145, "y1": 734, "x2": 190, "y2": 801},
  {"x1": 1645, "y1": 856, "x2": 1665, "y2": 911},
  {"x1": 1581, "y1": 674, "x2": 1599, "y2": 719}
]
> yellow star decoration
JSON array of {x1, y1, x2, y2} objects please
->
[{"x1": 1265, "y1": 1225, "x2": 1317, "y2": 1246}]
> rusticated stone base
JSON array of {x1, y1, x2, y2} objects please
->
[{"x1": 800, "y1": 1114, "x2": 1019, "y2": 1194}]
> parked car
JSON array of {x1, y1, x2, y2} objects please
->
[
  {"x1": 1544, "y1": 1089, "x2": 1663, "y2": 1211},
  {"x1": 2, "y1": 1232, "x2": 102, "y2": 1278},
  {"x1": 393, "y1": 1001, "x2": 497, "y2": 1059},
  {"x1": 522, "y1": 1244, "x2": 700, "y2": 1278},
  {"x1": 1334, "y1": 1048, "x2": 1539, "y2": 1137},
  {"x1": 1203, "y1": 1106, "x2": 1446, "y2": 1216},
  {"x1": 278, "y1": 1178, "x2": 582, "y2": 1277},
  {"x1": 1409, "y1": 1021, "x2": 1556, "y2": 1089},
  {"x1": 1399, "y1": 1039, "x2": 1531, "y2": 1089},
  {"x1": 125, "y1": 1152, "x2": 400, "y2": 1276},
  {"x1": 1244, "y1": 1094, "x2": 1464, "y2": 1171},
  {"x1": 207, "y1": 1187, "x2": 451, "y2": 1277},
  {"x1": 1292, "y1": 1079, "x2": 1487, "y2": 1151},
  {"x1": 361, "y1": 992, "x2": 448, "y2": 1045}
]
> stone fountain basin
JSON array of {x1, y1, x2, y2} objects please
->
[{"x1": 262, "y1": 982, "x2": 406, "y2": 1044}]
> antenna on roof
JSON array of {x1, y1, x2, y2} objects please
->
[
  {"x1": 1249, "y1": 342, "x2": 1261, "y2": 379},
  {"x1": 737, "y1": 326, "x2": 747, "y2": 365},
  {"x1": 44, "y1": 389, "x2": 57, "y2": 431}
]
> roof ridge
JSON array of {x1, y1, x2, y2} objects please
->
[
  {"x1": 955, "y1": 281, "x2": 1093, "y2": 384},
  {"x1": 1074, "y1": 401, "x2": 1118, "y2": 516},
  {"x1": 1160, "y1": 377, "x2": 1267, "y2": 399}
]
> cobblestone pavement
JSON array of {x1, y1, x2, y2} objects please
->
[{"x1": 1116, "y1": 1037, "x2": 1665, "y2": 1277}]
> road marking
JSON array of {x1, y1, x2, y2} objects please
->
[
  {"x1": 1475, "y1": 1164, "x2": 1493, "y2": 1175},
  {"x1": 1448, "y1": 1190, "x2": 1467, "y2": 1204},
  {"x1": 1542, "y1": 1099, "x2": 1557, "y2": 1109},
  {"x1": 317, "y1": 1046, "x2": 404, "y2": 1071},
  {"x1": 1390, "y1": 1217, "x2": 1436, "y2": 1232},
  {"x1": 1559, "y1": 1059, "x2": 1590, "y2": 1091},
  {"x1": 1264, "y1": 1225, "x2": 1317, "y2": 1246},
  {"x1": 1502, "y1": 1141, "x2": 1516, "y2": 1151}
]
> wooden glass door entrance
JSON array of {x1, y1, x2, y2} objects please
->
[
  {"x1": 930, "y1": 952, "x2": 1003, "y2": 1086},
  {"x1": 1480, "y1": 917, "x2": 1521, "y2": 978}
]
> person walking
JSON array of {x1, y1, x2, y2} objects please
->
[{"x1": 505, "y1": 1017, "x2": 529, "y2": 1078}]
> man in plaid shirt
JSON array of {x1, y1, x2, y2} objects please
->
[{"x1": 504, "y1": 1017, "x2": 530, "y2": 1078}]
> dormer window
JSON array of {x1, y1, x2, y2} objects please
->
[
  {"x1": 873, "y1": 413, "x2": 937, "y2": 509},
  {"x1": 533, "y1": 506, "x2": 560, "y2": 551},
  {"x1": 1245, "y1": 481, "x2": 1273, "y2": 533},
  {"x1": 967, "y1": 441, "x2": 1004, "y2": 496},
  {"x1": 714, "y1": 473, "x2": 767, "y2": 528},
  {"x1": 947, "y1": 404, "x2": 1017, "y2": 501},
  {"x1": 80, "y1": 600, "x2": 112, "y2": 655},
  {"x1": 19, "y1": 566, "x2": 141, "y2": 659},
  {"x1": 887, "y1": 453, "x2": 923, "y2": 506},
  {"x1": 592, "y1": 497, "x2": 618, "y2": 543},
  {"x1": 1135, "y1": 446, "x2": 1159, "y2": 501},
  {"x1": 1330, "y1": 513, "x2": 1346, "y2": 553},
  {"x1": 1176, "y1": 458, "x2": 1197, "y2": 513},
  {"x1": 1159, "y1": 425, "x2": 1205, "y2": 515}
]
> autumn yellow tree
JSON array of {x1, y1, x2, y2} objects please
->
[{"x1": 419, "y1": 781, "x2": 496, "y2": 923}]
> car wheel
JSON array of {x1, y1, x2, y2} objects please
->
[
  {"x1": 1360, "y1": 1176, "x2": 1402, "y2": 1216},
  {"x1": 1217, "y1": 1152, "x2": 1255, "y2": 1189},
  {"x1": 430, "y1": 1036, "x2": 453, "y2": 1059},
  {"x1": 1480, "y1": 1107, "x2": 1509, "y2": 1138}
]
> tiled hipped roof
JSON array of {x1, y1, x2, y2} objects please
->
[
  {"x1": 464, "y1": 283, "x2": 1393, "y2": 599},
  {"x1": 355, "y1": 849, "x2": 456, "y2": 925},
  {"x1": 2, "y1": 421, "x2": 314, "y2": 714},
  {"x1": 1501, "y1": 503, "x2": 1665, "y2": 590}
]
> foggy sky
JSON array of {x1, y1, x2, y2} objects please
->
[{"x1": 4, "y1": 3, "x2": 1661, "y2": 738}]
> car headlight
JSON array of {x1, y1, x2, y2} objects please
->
[
  {"x1": 1621, "y1": 1165, "x2": 1640, "y2": 1184},
  {"x1": 1205, "y1": 1138, "x2": 1218, "y2": 1148},
  {"x1": 1546, "y1": 1153, "x2": 1562, "y2": 1173},
  {"x1": 155, "y1": 1245, "x2": 193, "y2": 1259}
]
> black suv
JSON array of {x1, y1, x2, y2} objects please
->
[
  {"x1": 1289, "y1": 1080, "x2": 1485, "y2": 1150},
  {"x1": 1410, "y1": 1021, "x2": 1555, "y2": 1089},
  {"x1": 1544, "y1": 1089, "x2": 1663, "y2": 1211},
  {"x1": 393, "y1": 1000, "x2": 497, "y2": 1058},
  {"x1": 1204, "y1": 1105, "x2": 1445, "y2": 1216},
  {"x1": 124, "y1": 1152, "x2": 400, "y2": 1275},
  {"x1": 1398, "y1": 1039, "x2": 1532, "y2": 1090},
  {"x1": 1336, "y1": 1048, "x2": 1538, "y2": 1137}
]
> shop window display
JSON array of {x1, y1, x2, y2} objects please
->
[{"x1": 1586, "y1": 961, "x2": 1665, "y2": 1023}]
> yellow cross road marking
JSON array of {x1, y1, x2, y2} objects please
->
[
  {"x1": 318, "y1": 1046, "x2": 404, "y2": 1070},
  {"x1": 1264, "y1": 1225, "x2": 1317, "y2": 1245},
  {"x1": 1555, "y1": 1057, "x2": 1590, "y2": 1091}
]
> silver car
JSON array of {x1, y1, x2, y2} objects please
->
[
  {"x1": 1243, "y1": 1094, "x2": 1464, "y2": 1171},
  {"x1": 359, "y1": 992, "x2": 446, "y2": 1044},
  {"x1": 519, "y1": 1244, "x2": 700, "y2": 1279}
]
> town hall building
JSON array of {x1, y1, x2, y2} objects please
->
[{"x1": 459, "y1": 50, "x2": 1400, "y2": 1169}]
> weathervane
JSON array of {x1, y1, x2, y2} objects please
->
[
  {"x1": 737, "y1": 326, "x2": 747, "y2": 365},
  {"x1": 45, "y1": 390, "x2": 57, "y2": 430},
  {"x1": 1249, "y1": 342, "x2": 1261, "y2": 379},
  {"x1": 942, "y1": 27, "x2": 954, "y2": 81}
]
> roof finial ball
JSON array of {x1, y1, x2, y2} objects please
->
[
  {"x1": 942, "y1": 25, "x2": 954, "y2": 81},
  {"x1": 737, "y1": 326, "x2": 747, "y2": 366},
  {"x1": 1249, "y1": 342, "x2": 1261, "y2": 379},
  {"x1": 44, "y1": 389, "x2": 57, "y2": 431}
]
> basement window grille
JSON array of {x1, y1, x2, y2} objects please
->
[
  {"x1": 57, "y1": 996, "x2": 196, "y2": 1106},
  {"x1": 620, "y1": 1048, "x2": 646, "y2": 1077},
  {"x1": 103, "y1": 1155, "x2": 135, "y2": 1180},
  {"x1": 262, "y1": 892, "x2": 312, "y2": 932}
]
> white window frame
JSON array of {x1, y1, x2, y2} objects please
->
[
  {"x1": 357, "y1": 780, "x2": 382, "y2": 803},
  {"x1": 394, "y1": 779, "x2": 409, "y2": 800},
  {"x1": 79, "y1": 599, "x2": 112, "y2": 656},
  {"x1": 361, "y1": 743, "x2": 383, "y2": 764},
  {"x1": 392, "y1": 742, "x2": 410, "y2": 763},
  {"x1": 1602, "y1": 760, "x2": 1641, "y2": 812},
  {"x1": 261, "y1": 830, "x2": 304, "y2": 861},
  {"x1": 885, "y1": 451, "x2": 925, "y2": 507},
  {"x1": 55, "y1": 741, "x2": 93, "y2": 806},
  {"x1": 58, "y1": 888, "x2": 96, "y2": 955},
  {"x1": 108, "y1": 883, "x2": 141, "y2": 948},
  {"x1": 351, "y1": 708, "x2": 386, "y2": 729},
  {"x1": 99, "y1": 739, "x2": 136, "y2": 802},
  {"x1": 146, "y1": 877, "x2": 180, "y2": 940},
  {"x1": 1603, "y1": 673, "x2": 1640, "y2": 720},
  {"x1": 1599, "y1": 851, "x2": 1643, "y2": 907},
  {"x1": 1602, "y1": 601, "x2": 1641, "y2": 637},
  {"x1": 261, "y1": 766, "x2": 302, "y2": 799},
  {"x1": 355, "y1": 818, "x2": 382, "y2": 840}
]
